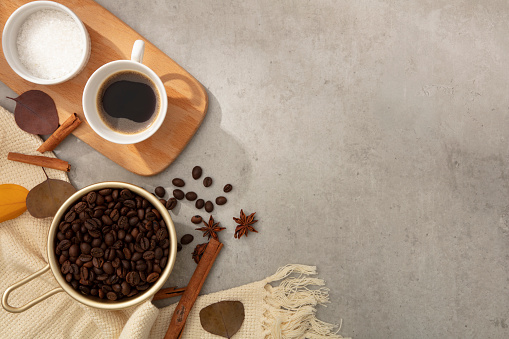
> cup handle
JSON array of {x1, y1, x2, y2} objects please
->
[
  {"x1": 131, "y1": 40, "x2": 145, "y2": 63},
  {"x1": 1, "y1": 264, "x2": 64, "y2": 313}
]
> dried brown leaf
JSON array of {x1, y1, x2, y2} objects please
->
[
  {"x1": 199, "y1": 300, "x2": 245, "y2": 338},
  {"x1": 26, "y1": 179, "x2": 76, "y2": 218},
  {"x1": 7, "y1": 90, "x2": 59, "y2": 135}
]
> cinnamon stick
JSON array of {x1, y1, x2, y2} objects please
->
[
  {"x1": 164, "y1": 239, "x2": 223, "y2": 339},
  {"x1": 8, "y1": 152, "x2": 70, "y2": 172},
  {"x1": 37, "y1": 113, "x2": 82, "y2": 153},
  {"x1": 153, "y1": 286, "x2": 187, "y2": 301}
]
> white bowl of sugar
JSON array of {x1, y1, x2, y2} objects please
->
[{"x1": 2, "y1": 1, "x2": 91, "y2": 85}]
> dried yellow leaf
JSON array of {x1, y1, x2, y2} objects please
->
[{"x1": 0, "y1": 184, "x2": 29, "y2": 223}]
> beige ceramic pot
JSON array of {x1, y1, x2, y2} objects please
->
[{"x1": 1, "y1": 182, "x2": 177, "y2": 313}]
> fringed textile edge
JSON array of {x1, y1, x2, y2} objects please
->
[{"x1": 261, "y1": 264, "x2": 344, "y2": 339}]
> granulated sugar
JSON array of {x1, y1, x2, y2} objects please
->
[{"x1": 16, "y1": 9, "x2": 84, "y2": 80}]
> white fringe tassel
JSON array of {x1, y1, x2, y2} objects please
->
[{"x1": 261, "y1": 264, "x2": 344, "y2": 339}]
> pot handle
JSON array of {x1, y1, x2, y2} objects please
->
[{"x1": 2, "y1": 264, "x2": 64, "y2": 313}]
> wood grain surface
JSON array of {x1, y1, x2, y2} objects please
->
[{"x1": 0, "y1": 0, "x2": 208, "y2": 176}]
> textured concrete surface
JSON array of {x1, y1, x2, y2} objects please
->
[{"x1": 2, "y1": 1, "x2": 509, "y2": 338}]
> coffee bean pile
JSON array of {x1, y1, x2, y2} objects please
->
[{"x1": 54, "y1": 188, "x2": 170, "y2": 301}]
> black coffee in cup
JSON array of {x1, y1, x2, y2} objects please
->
[{"x1": 96, "y1": 70, "x2": 160, "y2": 134}]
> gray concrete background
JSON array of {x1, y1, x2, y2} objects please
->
[{"x1": 2, "y1": 1, "x2": 509, "y2": 338}]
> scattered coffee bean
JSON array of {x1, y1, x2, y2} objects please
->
[
  {"x1": 166, "y1": 198, "x2": 177, "y2": 210},
  {"x1": 173, "y1": 189, "x2": 184, "y2": 200},
  {"x1": 181, "y1": 234, "x2": 194, "y2": 245},
  {"x1": 216, "y1": 196, "x2": 227, "y2": 205},
  {"x1": 54, "y1": 188, "x2": 170, "y2": 301},
  {"x1": 203, "y1": 177, "x2": 213, "y2": 187},
  {"x1": 195, "y1": 199, "x2": 204, "y2": 209},
  {"x1": 192, "y1": 166, "x2": 202, "y2": 179},
  {"x1": 154, "y1": 186, "x2": 165, "y2": 198},
  {"x1": 205, "y1": 201, "x2": 214, "y2": 213},
  {"x1": 185, "y1": 191, "x2": 197, "y2": 201},
  {"x1": 191, "y1": 215, "x2": 202, "y2": 224},
  {"x1": 172, "y1": 178, "x2": 185, "y2": 187},
  {"x1": 223, "y1": 184, "x2": 233, "y2": 193}
]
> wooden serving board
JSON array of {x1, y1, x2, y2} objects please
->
[{"x1": 0, "y1": 0, "x2": 208, "y2": 176}]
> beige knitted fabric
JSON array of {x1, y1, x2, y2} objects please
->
[{"x1": 0, "y1": 106, "x2": 344, "y2": 338}]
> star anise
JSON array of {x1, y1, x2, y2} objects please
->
[
  {"x1": 233, "y1": 209, "x2": 258, "y2": 239},
  {"x1": 192, "y1": 243, "x2": 208, "y2": 264},
  {"x1": 196, "y1": 215, "x2": 225, "y2": 240}
]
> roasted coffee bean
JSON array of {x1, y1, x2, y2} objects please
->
[
  {"x1": 118, "y1": 216, "x2": 128, "y2": 229},
  {"x1": 203, "y1": 177, "x2": 213, "y2": 187},
  {"x1": 69, "y1": 244, "x2": 80, "y2": 257},
  {"x1": 172, "y1": 178, "x2": 185, "y2": 187},
  {"x1": 146, "y1": 272, "x2": 159, "y2": 283},
  {"x1": 61, "y1": 261, "x2": 71, "y2": 274},
  {"x1": 112, "y1": 240, "x2": 123, "y2": 250},
  {"x1": 123, "y1": 200, "x2": 136, "y2": 209},
  {"x1": 65, "y1": 211, "x2": 76, "y2": 223},
  {"x1": 101, "y1": 214, "x2": 113, "y2": 226},
  {"x1": 181, "y1": 234, "x2": 194, "y2": 245},
  {"x1": 160, "y1": 238, "x2": 170, "y2": 249},
  {"x1": 191, "y1": 215, "x2": 202, "y2": 224},
  {"x1": 112, "y1": 257, "x2": 121, "y2": 269},
  {"x1": 91, "y1": 247, "x2": 104, "y2": 257},
  {"x1": 120, "y1": 206, "x2": 130, "y2": 216},
  {"x1": 136, "y1": 284, "x2": 149, "y2": 291},
  {"x1": 160, "y1": 256, "x2": 168, "y2": 268},
  {"x1": 126, "y1": 216, "x2": 138, "y2": 227},
  {"x1": 92, "y1": 257, "x2": 104, "y2": 268},
  {"x1": 140, "y1": 237, "x2": 150, "y2": 250},
  {"x1": 98, "y1": 188, "x2": 112, "y2": 196},
  {"x1": 107, "y1": 292, "x2": 118, "y2": 301},
  {"x1": 192, "y1": 166, "x2": 202, "y2": 179},
  {"x1": 86, "y1": 191, "x2": 97, "y2": 205},
  {"x1": 102, "y1": 262, "x2": 114, "y2": 275},
  {"x1": 223, "y1": 184, "x2": 233, "y2": 193},
  {"x1": 154, "y1": 247, "x2": 164, "y2": 260},
  {"x1": 152, "y1": 208, "x2": 161, "y2": 220},
  {"x1": 173, "y1": 189, "x2": 184, "y2": 200},
  {"x1": 121, "y1": 281, "x2": 131, "y2": 295},
  {"x1": 71, "y1": 264, "x2": 80, "y2": 274},
  {"x1": 165, "y1": 198, "x2": 177, "y2": 210},
  {"x1": 136, "y1": 262, "x2": 147, "y2": 271},
  {"x1": 88, "y1": 228, "x2": 101, "y2": 238},
  {"x1": 110, "y1": 209, "x2": 120, "y2": 222},
  {"x1": 59, "y1": 239, "x2": 71, "y2": 250},
  {"x1": 215, "y1": 196, "x2": 227, "y2": 205},
  {"x1": 205, "y1": 201, "x2": 214, "y2": 213},
  {"x1": 79, "y1": 286, "x2": 90, "y2": 295},
  {"x1": 112, "y1": 283, "x2": 122, "y2": 293},
  {"x1": 195, "y1": 199, "x2": 205, "y2": 209},
  {"x1": 104, "y1": 232, "x2": 115, "y2": 246},
  {"x1": 143, "y1": 251, "x2": 155, "y2": 260},
  {"x1": 120, "y1": 189, "x2": 134, "y2": 200},
  {"x1": 154, "y1": 186, "x2": 166, "y2": 197},
  {"x1": 78, "y1": 254, "x2": 92, "y2": 262},
  {"x1": 75, "y1": 201, "x2": 88, "y2": 213},
  {"x1": 132, "y1": 252, "x2": 142, "y2": 261},
  {"x1": 185, "y1": 191, "x2": 197, "y2": 201},
  {"x1": 80, "y1": 266, "x2": 89, "y2": 280},
  {"x1": 156, "y1": 228, "x2": 168, "y2": 242},
  {"x1": 126, "y1": 271, "x2": 140, "y2": 286}
]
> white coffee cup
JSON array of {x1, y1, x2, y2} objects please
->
[{"x1": 82, "y1": 40, "x2": 167, "y2": 144}]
